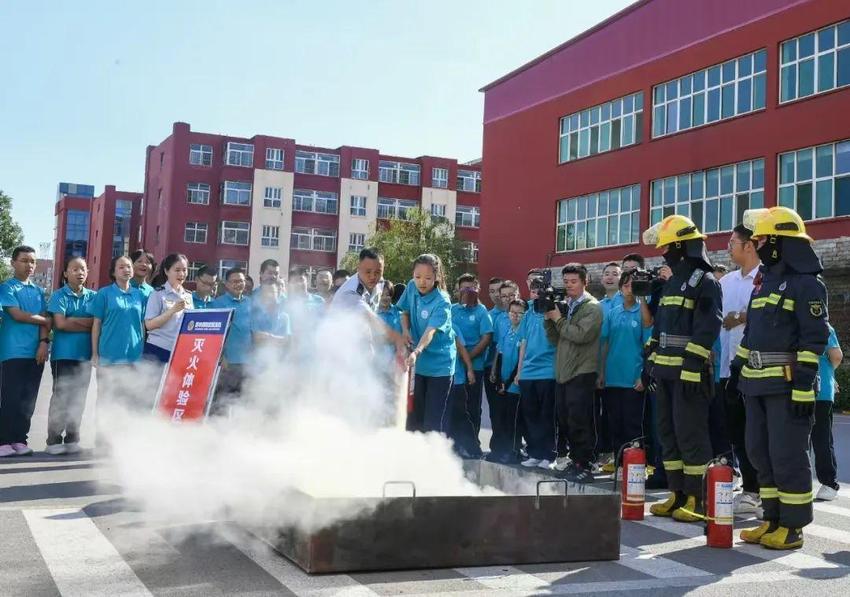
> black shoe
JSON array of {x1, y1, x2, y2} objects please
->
[{"x1": 565, "y1": 464, "x2": 595, "y2": 484}]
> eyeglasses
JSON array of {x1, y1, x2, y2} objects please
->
[{"x1": 727, "y1": 240, "x2": 746, "y2": 249}]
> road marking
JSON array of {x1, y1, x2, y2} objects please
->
[
  {"x1": 454, "y1": 565, "x2": 550, "y2": 592},
  {"x1": 23, "y1": 508, "x2": 152, "y2": 597},
  {"x1": 814, "y1": 501, "x2": 850, "y2": 519},
  {"x1": 806, "y1": 523, "x2": 850, "y2": 545},
  {"x1": 619, "y1": 544, "x2": 713, "y2": 578}
]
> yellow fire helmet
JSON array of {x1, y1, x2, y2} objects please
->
[
  {"x1": 642, "y1": 214, "x2": 706, "y2": 249},
  {"x1": 744, "y1": 206, "x2": 813, "y2": 242}
]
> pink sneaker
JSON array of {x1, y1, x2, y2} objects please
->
[
  {"x1": 0, "y1": 444, "x2": 15, "y2": 457},
  {"x1": 11, "y1": 443, "x2": 33, "y2": 456}
]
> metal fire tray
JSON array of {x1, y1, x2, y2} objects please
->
[{"x1": 263, "y1": 460, "x2": 620, "y2": 573}]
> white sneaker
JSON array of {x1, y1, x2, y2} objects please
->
[
  {"x1": 63, "y1": 442, "x2": 81, "y2": 455},
  {"x1": 590, "y1": 461, "x2": 603, "y2": 474},
  {"x1": 733, "y1": 492, "x2": 763, "y2": 516},
  {"x1": 45, "y1": 444, "x2": 67, "y2": 456},
  {"x1": 732, "y1": 469, "x2": 743, "y2": 492},
  {"x1": 537, "y1": 459, "x2": 552, "y2": 470},
  {"x1": 550, "y1": 456, "x2": 572, "y2": 471},
  {"x1": 0, "y1": 444, "x2": 15, "y2": 457},
  {"x1": 816, "y1": 484, "x2": 839, "y2": 501},
  {"x1": 521, "y1": 457, "x2": 541, "y2": 467}
]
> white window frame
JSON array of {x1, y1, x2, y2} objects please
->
[
  {"x1": 187, "y1": 261, "x2": 202, "y2": 282},
  {"x1": 352, "y1": 158, "x2": 369, "y2": 180},
  {"x1": 222, "y1": 181, "x2": 252, "y2": 206},
  {"x1": 290, "y1": 227, "x2": 337, "y2": 252},
  {"x1": 295, "y1": 150, "x2": 340, "y2": 177},
  {"x1": 184, "y1": 222, "x2": 208, "y2": 244},
  {"x1": 456, "y1": 169, "x2": 482, "y2": 193},
  {"x1": 264, "y1": 186, "x2": 282, "y2": 208},
  {"x1": 187, "y1": 182, "x2": 210, "y2": 205},
  {"x1": 559, "y1": 92, "x2": 644, "y2": 163},
  {"x1": 462, "y1": 241, "x2": 479, "y2": 263},
  {"x1": 430, "y1": 203, "x2": 447, "y2": 218},
  {"x1": 261, "y1": 225, "x2": 280, "y2": 248},
  {"x1": 219, "y1": 221, "x2": 250, "y2": 246},
  {"x1": 652, "y1": 49, "x2": 767, "y2": 139},
  {"x1": 293, "y1": 189, "x2": 338, "y2": 214},
  {"x1": 778, "y1": 139, "x2": 850, "y2": 221},
  {"x1": 377, "y1": 197, "x2": 418, "y2": 220},
  {"x1": 348, "y1": 232, "x2": 366, "y2": 253},
  {"x1": 455, "y1": 205, "x2": 480, "y2": 228},
  {"x1": 379, "y1": 160, "x2": 421, "y2": 185},
  {"x1": 225, "y1": 142, "x2": 254, "y2": 167},
  {"x1": 265, "y1": 147, "x2": 284, "y2": 170},
  {"x1": 218, "y1": 259, "x2": 247, "y2": 279},
  {"x1": 350, "y1": 195, "x2": 367, "y2": 216},
  {"x1": 556, "y1": 184, "x2": 642, "y2": 252},
  {"x1": 780, "y1": 20, "x2": 850, "y2": 104},
  {"x1": 431, "y1": 167, "x2": 449, "y2": 189},
  {"x1": 189, "y1": 144, "x2": 212, "y2": 166}
]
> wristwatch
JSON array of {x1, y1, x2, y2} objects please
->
[
  {"x1": 734, "y1": 311, "x2": 742, "y2": 322},
  {"x1": 39, "y1": 338, "x2": 51, "y2": 345}
]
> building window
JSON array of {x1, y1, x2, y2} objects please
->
[
  {"x1": 184, "y1": 222, "x2": 208, "y2": 244},
  {"x1": 261, "y1": 225, "x2": 280, "y2": 248},
  {"x1": 430, "y1": 203, "x2": 447, "y2": 218},
  {"x1": 557, "y1": 184, "x2": 641, "y2": 252},
  {"x1": 462, "y1": 241, "x2": 479, "y2": 263},
  {"x1": 295, "y1": 150, "x2": 340, "y2": 176},
  {"x1": 218, "y1": 259, "x2": 247, "y2": 279},
  {"x1": 65, "y1": 209, "x2": 89, "y2": 260},
  {"x1": 653, "y1": 49, "x2": 767, "y2": 138},
  {"x1": 455, "y1": 205, "x2": 480, "y2": 228},
  {"x1": 293, "y1": 189, "x2": 338, "y2": 214},
  {"x1": 220, "y1": 221, "x2": 250, "y2": 245},
  {"x1": 264, "y1": 187, "x2": 282, "y2": 208},
  {"x1": 189, "y1": 144, "x2": 212, "y2": 166},
  {"x1": 290, "y1": 227, "x2": 336, "y2": 252},
  {"x1": 350, "y1": 195, "x2": 367, "y2": 216},
  {"x1": 348, "y1": 232, "x2": 366, "y2": 253},
  {"x1": 650, "y1": 159, "x2": 765, "y2": 233},
  {"x1": 778, "y1": 139, "x2": 850, "y2": 220},
  {"x1": 187, "y1": 183, "x2": 210, "y2": 205},
  {"x1": 377, "y1": 197, "x2": 418, "y2": 220},
  {"x1": 187, "y1": 261, "x2": 202, "y2": 282},
  {"x1": 352, "y1": 158, "x2": 369, "y2": 180},
  {"x1": 559, "y1": 92, "x2": 644, "y2": 163},
  {"x1": 431, "y1": 167, "x2": 449, "y2": 189},
  {"x1": 225, "y1": 142, "x2": 254, "y2": 167},
  {"x1": 112, "y1": 200, "x2": 133, "y2": 258},
  {"x1": 265, "y1": 147, "x2": 284, "y2": 170},
  {"x1": 780, "y1": 20, "x2": 850, "y2": 104},
  {"x1": 379, "y1": 161, "x2": 421, "y2": 185},
  {"x1": 222, "y1": 181, "x2": 252, "y2": 206},
  {"x1": 457, "y1": 169, "x2": 481, "y2": 192}
]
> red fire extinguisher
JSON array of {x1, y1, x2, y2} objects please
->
[
  {"x1": 705, "y1": 456, "x2": 734, "y2": 548},
  {"x1": 618, "y1": 439, "x2": 646, "y2": 521}
]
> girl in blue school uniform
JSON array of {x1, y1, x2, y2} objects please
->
[
  {"x1": 129, "y1": 249, "x2": 156, "y2": 308},
  {"x1": 45, "y1": 257, "x2": 97, "y2": 455},
  {"x1": 399, "y1": 254, "x2": 456, "y2": 433}
]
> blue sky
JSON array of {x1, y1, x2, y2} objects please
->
[{"x1": 0, "y1": 0, "x2": 632, "y2": 252}]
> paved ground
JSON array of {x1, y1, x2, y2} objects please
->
[{"x1": 2, "y1": 368, "x2": 850, "y2": 596}]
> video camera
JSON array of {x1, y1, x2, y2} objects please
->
[
  {"x1": 532, "y1": 270, "x2": 568, "y2": 315},
  {"x1": 629, "y1": 266, "x2": 665, "y2": 297}
]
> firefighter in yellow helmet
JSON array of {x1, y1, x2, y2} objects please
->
[
  {"x1": 732, "y1": 206, "x2": 829, "y2": 550},
  {"x1": 643, "y1": 215, "x2": 722, "y2": 522}
]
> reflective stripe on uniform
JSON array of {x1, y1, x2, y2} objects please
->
[
  {"x1": 645, "y1": 337, "x2": 657, "y2": 347},
  {"x1": 659, "y1": 296, "x2": 695, "y2": 309},
  {"x1": 782, "y1": 299, "x2": 795, "y2": 311},
  {"x1": 791, "y1": 388, "x2": 815, "y2": 402},
  {"x1": 654, "y1": 355, "x2": 684, "y2": 366},
  {"x1": 796, "y1": 350, "x2": 818, "y2": 365},
  {"x1": 663, "y1": 460, "x2": 684, "y2": 471},
  {"x1": 680, "y1": 370, "x2": 701, "y2": 383},
  {"x1": 736, "y1": 346, "x2": 750, "y2": 359},
  {"x1": 741, "y1": 365, "x2": 786, "y2": 379},
  {"x1": 685, "y1": 342, "x2": 710, "y2": 359},
  {"x1": 778, "y1": 490, "x2": 813, "y2": 505},
  {"x1": 751, "y1": 293, "x2": 790, "y2": 310},
  {"x1": 683, "y1": 464, "x2": 707, "y2": 476},
  {"x1": 760, "y1": 487, "x2": 779, "y2": 499},
  {"x1": 647, "y1": 352, "x2": 656, "y2": 363}
]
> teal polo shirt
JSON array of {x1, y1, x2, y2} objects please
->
[
  {"x1": 485, "y1": 305, "x2": 505, "y2": 366},
  {"x1": 498, "y1": 323, "x2": 523, "y2": 394},
  {"x1": 89, "y1": 283, "x2": 145, "y2": 364},
  {"x1": 451, "y1": 302, "x2": 493, "y2": 371},
  {"x1": 251, "y1": 298, "x2": 292, "y2": 337},
  {"x1": 818, "y1": 325, "x2": 840, "y2": 402},
  {"x1": 0, "y1": 278, "x2": 47, "y2": 361},
  {"x1": 600, "y1": 301, "x2": 645, "y2": 388},
  {"x1": 516, "y1": 301, "x2": 555, "y2": 380},
  {"x1": 397, "y1": 281, "x2": 456, "y2": 377},
  {"x1": 452, "y1": 322, "x2": 467, "y2": 386},
  {"x1": 599, "y1": 292, "x2": 624, "y2": 319},
  {"x1": 48, "y1": 285, "x2": 96, "y2": 361},
  {"x1": 379, "y1": 305, "x2": 402, "y2": 335},
  {"x1": 130, "y1": 279, "x2": 154, "y2": 310},
  {"x1": 212, "y1": 293, "x2": 253, "y2": 364},
  {"x1": 192, "y1": 292, "x2": 215, "y2": 310}
]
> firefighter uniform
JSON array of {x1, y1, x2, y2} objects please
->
[
  {"x1": 734, "y1": 207, "x2": 829, "y2": 550},
  {"x1": 643, "y1": 215, "x2": 722, "y2": 523}
]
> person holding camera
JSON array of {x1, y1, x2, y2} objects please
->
[
  {"x1": 542, "y1": 264, "x2": 603, "y2": 483},
  {"x1": 643, "y1": 215, "x2": 722, "y2": 523}
]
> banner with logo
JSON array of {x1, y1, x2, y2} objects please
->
[{"x1": 154, "y1": 309, "x2": 232, "y2": 422}]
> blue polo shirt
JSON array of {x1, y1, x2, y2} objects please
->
[
  {"x1": 130, "y1": 279, "x2": 154, "y2": 308},
  {"x1": 89, "y1": 283, "x2": 145, "y2": 365},
  {"x1": 0, "y1": 278, "x2": 47, "y2": 361},
  {"x1": 818, "y1": 325, "x2": 840, "y2": 402},
  {"x1": 212, "y1": 293, "x2": 253, "y2": 365},
  {"x1": 192, "y1": 292, "x2": 215, "y2": 310},
  {"x1": 452, "y1": 323, "x2": 468, "y2": 386},
  {"x1": 517, "y1": 300, "x2": 555, "y2": 380},
  {"x1": 485, "y1": 305, "x2": 505, "y2": 366},
  {"x1": 397, "y1": 281, "x2": 456, "y2": 377},
  {"x1": 498, "y1": 323, "x2": 523, "y2": 394},
  {"x1": 379, "y1": 305, "x2": 402, "y2": 335},
  {"x1": 599, "y1": 292, "x2": 624, "y2": 319},
  {"x1": 48, "y1": 285, "x2": 96, "y2": 361},
  {"x1": 251, "y1": 298, "x2": 292, "y2": 337},
  {"x1": 600, "y1": 301, "x2": 645, "y2": 388},
  {"x1": 451, "y1": 302, "x2": 493, "y2": 372}
]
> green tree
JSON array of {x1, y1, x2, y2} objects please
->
[
  {"x1": 0, "y1": 190, "x2": 25, "y2": 281},
  {"x1": 340, "y1": 208, "x2": 477, "y2": 291}
]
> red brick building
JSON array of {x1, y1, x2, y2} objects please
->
[{"x1": 86, "y1": 186, "x2": 143, "y2": 289}]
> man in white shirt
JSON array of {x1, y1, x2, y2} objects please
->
[{"x1": 720, "y1": 224, "x2": 761, "y2": 516}]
